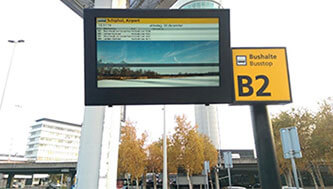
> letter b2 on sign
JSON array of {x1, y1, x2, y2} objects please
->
[{"x1": 237, "y1": 75, "x2": 271, "y2": 97}]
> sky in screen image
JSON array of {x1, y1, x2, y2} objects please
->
[
  {"x1": 97, "y1": 40, "x2": 219, "y2": 64},
  {"x1": 0, "y1": 0, "x2": 333, "y2": 155}
]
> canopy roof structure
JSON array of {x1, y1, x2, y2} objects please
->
[
  {"x1": 61, "y1": 0, "x2": 94, "y2": 17},
  {"x1": 61, "y1": 0, "x2": 177, "y2": 17}
]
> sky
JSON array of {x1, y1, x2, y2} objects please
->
[
  {"x1": 97, "y1": 41, "x2": 219, "y2": 75},
  {"x1": 0, "y1": 0, "x2": 333, "y2": 155},
  {"x1": 97, "y1": 41, "x2": 219, "y2": 63}
]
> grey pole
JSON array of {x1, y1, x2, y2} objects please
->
[
  {"x1": 6, "y1": 174, "x2": 14, "y2": 188},
  {"x1": 206, "y1": 172, "x2": 209, "y2": 189},
  {"x1": 76, "y1": 106, "x2": 105, "y2": 189},
  {"x1": 0, "y1": 40, "x2": 24, "y2": 112},
  {"x1": 76, "y1": 1, "x2": 113, "y2": 189},
  {"x1": 291, "y1": 156, "x2": 300, "y2": 189},
  {"x1": 227, "y1": 168, "x2": 231, "y2": 187},
  {"x1": 163, "y1": 105, "x2": 168, "y2": 189},
  {"x1": 251, "y1": 104, "x2": 282, "y2": 189}
]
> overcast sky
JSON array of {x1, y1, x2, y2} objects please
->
[{"x1": 0, "y1": 0, "x2": 332, "y2": 155}]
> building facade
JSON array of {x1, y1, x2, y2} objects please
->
[
  {"x1": 194, "y1": 105, "x2": 220, "y2": 149},
  {"x1": 25, "y1": 118, "x2": 81, "y2": 162},
  {"x1": 0, "y1": 154, "x2": 26, "y2": 163}
]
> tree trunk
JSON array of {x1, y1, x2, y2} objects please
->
[
  {"x1": 167, "y1": 173, "x2": 170, "y2": 189},
  {"x1": 309, "y1": 169, "x2": 319, "y2": 189},
  {"x1": 143, "y1": 174, "x2": 147, "y2": 189},
  {"x1": 283, "y1": 173, "x2": 288, "y2": 186},
  {"x1": 215, "y1": 170, "x2": 220, "y2": 189},
  {"x1": 210, "y1": 179, "x2": 214, "y2": 189},
  {"x1": 314, "y1": 165, "x2": 325, "y2": 188},
  {"x1": 186, "y1": 172, "x2": 192, "y2": 189},
  {"x1": 136, "y1": 178, "x2": 139, "y2": 189},
  {"x1": 153, "y1": 174, "x2": 157, "y2": 189},
  {"x1": 287, "y1": 169, "x2": 293, "y2": 186},
  {"x1": 297, "y1": 169, "x2": 304, "y2": 188}
]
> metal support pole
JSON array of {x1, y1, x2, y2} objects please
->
[
  {"x1": 6, "y1": 173, "x2": 14, "y2": 188},
  {"x1": 66, "y1": 174, "x2": 72, "y2": 189},
  {"x1": 227, "y1": 168, "x2": 231, "y2": 187},
  {"x1": 251, "y1": 104, "x2": 282, "y2": 189},
  {"x1": 61, "y1": 174, "x2": 64, "y2": 185},
  {"x1": 0, "y1": 40, "x2": 24, "y2": 112},
  {"x1": 204, "y1": 177, "x2": 207, "y2": 189},
  {"x1": 106, "y1": 106, "x2": 121, "y2": 189},
  {"x1": 76, "y1": 1, "x2": 114, "y2": 189},
  {"x1": 291, "y1": 157, "x2": 300, "y2": 189},
  {"x1": 214, "y1": 168, "x2": 220, "y2": 189},
  {"x1": 76, "y1": 106, "x2": 105, "y2": 189},
  {"x1": 70, "y1": 172, "x2": 75, "y2": 187},
  {"x1": 163, "y1": 105, "x2": 168, "y2": 189},
  {"x1": 206, "y1": 174, "x2": 209, "y2": 189},
  {"x1": 0, "y1": 173, "x2": 4, "y2": 188}
]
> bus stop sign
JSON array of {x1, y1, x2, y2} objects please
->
[{"x1": 232, "y1": 47, "x2": 292, "y2": 104}]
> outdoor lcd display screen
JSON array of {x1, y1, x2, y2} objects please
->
[
  {"x1": 84, "y1": 9, "x2": 232, "y2": 105},
  {"x1": 96, "y1": 17, "x2": 219, "y2": 88}
]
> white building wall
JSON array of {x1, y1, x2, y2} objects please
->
[
  {"x1": 195, "y1": 105, "x2": 220, "y2": 149},
  {"x1": 25, "y1": 119, "x2": 81, "y2": 162}
]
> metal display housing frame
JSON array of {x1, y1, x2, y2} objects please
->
[{"x1": 84, "y1": 9, "x2": 233, "y2": 105}]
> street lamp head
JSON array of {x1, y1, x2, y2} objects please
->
[{"x1": 8, "y1": 40, "x2": 25, "y2": 43}]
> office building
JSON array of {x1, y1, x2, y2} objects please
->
[
  {"x1": 0, "y1": 154, "x2": 26, "y2": 163},
  {"x1": 194, "y1": 105, "x2": 220, "y2": 149},
  {"x1": 25, "y1": 118, "x2": 81, "y2": 162}
]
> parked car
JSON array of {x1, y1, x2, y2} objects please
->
[
  {"x1": 46, "y1": 183, "x2": 61, "y2": 189},
  {"x1": 12, "y1": 181, "x2": 23, "y2": 188},
  {"x1": 250, "y1": 183, "x2": 261, "y2": 189},
  {"x1": 222, "y1": 186, "x2": 247, "y2": 189}
]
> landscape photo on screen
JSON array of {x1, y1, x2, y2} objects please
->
[{"x1": 96, "y1": 17, "x2": 220, "y2": 88}]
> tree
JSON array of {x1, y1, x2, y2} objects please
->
[
  {"x1": 169, "y1": 115, "x2": 216, "y2": 189},
  {"x1": 200, "y1": 134, "x2": 218, "y2": 170},
  {"x1": 118, "y1": 122, "x2": 147, "y2": 189},
  {"x1": 182, "y1": 127, "x2": 204, "y2": 189},
  {"x1": 272, "y1": 99, "x2": 333, "y2": 189},
  {"x1": 147, "y1": 140, "x2": 163, "y2": 189},
  {"x1": 272, "y1": 108, "x2": 318, "y2": 187},
  {"x1": 309, "y1": 99, "x2": 333, "y2": 188},
  {"x1": 200, "y1": 134, "x2": 218, "y2": 189},
  {"x1": 272, "y1": 111, "x2": 295, "y2": 186}
]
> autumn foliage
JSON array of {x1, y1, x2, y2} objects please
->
[
  {"x1": 272, "y1": 98, "x2": 333, "y2": 188},
  {"x1": 117, "y1": 115, "x2": 218, "y2": 189}
]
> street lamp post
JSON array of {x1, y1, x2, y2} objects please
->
[
  {"x1": 163, "y1": 105, "x2": 168, "y2": 189},
  {"x1": 0, "y1": 40, "x2": 24, "y2": 112}
]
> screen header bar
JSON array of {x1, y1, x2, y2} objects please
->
[{"x1": 96, "y1": 18, "x2": 219, "y2": 24}]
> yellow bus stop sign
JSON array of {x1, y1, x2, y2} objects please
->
[{"x1": 232, "y1": 47, "x2": 292, "y2": 104}]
